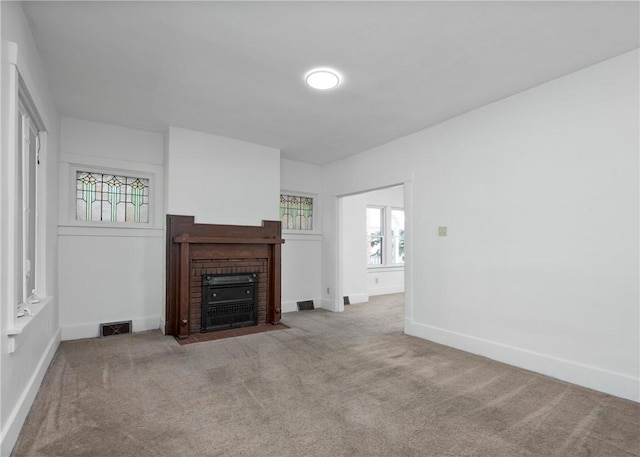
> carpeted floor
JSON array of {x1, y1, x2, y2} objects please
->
[{"x1": 12, "y1": 294, "x2": 640, "y2": 457}]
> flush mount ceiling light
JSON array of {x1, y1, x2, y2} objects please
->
[{"x1": 305, "y1": 68, "x2": 341, "y2": 90}]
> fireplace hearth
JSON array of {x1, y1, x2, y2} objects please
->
[{"x1": 201, "y1": 273, "x2": 258, "y2": 332}]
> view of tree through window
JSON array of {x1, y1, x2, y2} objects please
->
[
  {"x1": 367, "y1": 207, "x2": 383, "y2": 265},
  {"x1": 367, "y1": 206, "x2": 404, "y2": 266},
  {"x1": 391, "y1": 209, "x2": 405, "y2": 264}
]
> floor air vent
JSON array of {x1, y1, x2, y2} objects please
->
[
  {"x1": 297, "y1": 300, "x2": 314, "y2": 311},
  {"x1": 100, "y1": 320, "x2": 132, "y2": 337}
]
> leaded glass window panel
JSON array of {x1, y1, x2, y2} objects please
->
[
  {"x1": 280, "y1": 194, "x2": 313, "y2": 230},
  {"x1": 76, "y1": 171, "x2": 149, "y2": 223}
]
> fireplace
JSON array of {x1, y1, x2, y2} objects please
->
[
  {"x1": 165, "y1": 215, "x2": 283, "y2": 339},
  {"x1": 201, "y1": 273, "x2": 258, "y2": 332}
]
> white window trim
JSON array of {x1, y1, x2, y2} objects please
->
[
  {"x1": 4, "y1": 41, "x2": 52, "y2": 344},
  {"x1": 280, "y1": 189, "x2": 321, "y2": 235},
  {"x1": 59, "y1": 152, "x2": 164, "y2": 233},
  {"x1": 18, "y1": 71, "x2": 47, "y2": 305}
]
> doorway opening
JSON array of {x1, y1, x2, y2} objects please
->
[{"x1": 338, "y1": 184, "x2": 406, "y2": 319}]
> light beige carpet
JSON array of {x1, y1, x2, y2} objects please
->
[{"x1": 12, "y1": 294, "x2": 640, "y2": 456}]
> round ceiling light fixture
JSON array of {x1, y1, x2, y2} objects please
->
[{"x1": 305, "y1": 68, "x2": 341, "y2": 90}]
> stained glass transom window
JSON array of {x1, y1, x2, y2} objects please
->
[
  {"x1": 76, "y1": 171, "x2": 149, "y2": 223},
  {"x1": 280, "y1": 194, "x2": 313, "y2": 230}
]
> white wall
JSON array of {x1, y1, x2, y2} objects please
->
[
  {"x1": 165, "y1": 126, "x2": 280, "y2": 226},
  {"x1": 366, "y1": 269, "x2": 404, "y2": 296},
  {"x1": 58, "y1": 124, "x2": 281, "y2": 339},
  {"x1": 1, "y1": 3, "x2": 61, "y2": 454},
  {"x1": 322, "y1": 50, "x2": 640, "y2": 402},
  {"x1": 58, "y1": 118, "x2": 164, "y2": 340},
  {"x1": 280, "y1": 159, "x2": 322, "y2": 312},
  {"x1": 365, "y1": 186, "x2": 404, "y2": 208},
  {"x1": 341, "y1": 193, "x2": 368, "y2": 303}
]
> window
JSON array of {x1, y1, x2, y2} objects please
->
[
  {"x1": 367, "y1": 206, "x2": 405, "y2": 266},
  {"x1": 280, "y1": 193, "x2": 314, "y2": 230},
  {"x1": 391, "y1": 209, "x2": 405, "y2": 264},
  {"x1": 76, "y1": 171, "x2": 150, "y2": 223},
  {"x1": 367, "y1": 207, "x2": 384, "y2": 265},
  {"x1": 5, "y1": 44, "x2": 51, "y2": 342},
  {"x1": 17, "y1": 93, "x2": 45, "y2": 308},
  {"x1": 61, "y1": 159, "x2": 161, "y2": 230}
]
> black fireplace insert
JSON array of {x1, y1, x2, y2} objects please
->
[{"x1": 201, "y1": 273, "x2": 258, "y2": 332}]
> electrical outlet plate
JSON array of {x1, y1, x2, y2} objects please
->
[{"x1": 438, "y1": 226, "x2": 448, "y2": 237}]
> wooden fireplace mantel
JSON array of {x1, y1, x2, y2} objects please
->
[
  {"x1": 166, "y1": 215, "x2": 284, "y2": 339},
  {"x1": 174, "y1": 236, "x2": 285, "y2": 245}
]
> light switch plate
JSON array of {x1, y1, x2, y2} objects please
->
[{"x1": 438, "y1": 226, "x2": 448, "y2": 237}]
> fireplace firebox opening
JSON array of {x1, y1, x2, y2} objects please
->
[{"x1": 201, "y1": 273, "x2": 258, "y2": 332}]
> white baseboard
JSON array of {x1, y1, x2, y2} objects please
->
[
  {"x1": 368, "y1": 285, "x2": 404, "y2": 296},
  {"x1": 345, "y1": 294, "x2": 369, "y2": 304},
  {"x1": 1, "y1": 328, "x2": 61, "y2": 457},
  {"x1": 319, "y1": 298, "x2": 340, "y2": 312},
  {"x1": 61, "y1": 316, "x2": 161, "y2": 341},
  {"x1": 405, "y1": 319, "x2": 639, "y2": 403},
  {"x1": 282, "y1": 298, "x2": 322, "y2": 314},
  {"x1": 281, "y1": 301, "x2": 298, "y2": 313},
  {"x1": 159, "y1": 317, "x2": 166, "y2": 335}
]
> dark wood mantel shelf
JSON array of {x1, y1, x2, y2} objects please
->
[
  {"x1": 166, "y1": 215, "x2": 284, "y2": 340},
  {"x1": 174, "y1": 236, "x2": 285, "y2": 245}
]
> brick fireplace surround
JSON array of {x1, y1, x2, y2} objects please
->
[{"x1": 165, "y1": 215, "x2": 284, "y2": 339}]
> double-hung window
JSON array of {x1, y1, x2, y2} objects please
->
[
  {"x1": 17, "y1": 99, "x2": 43, "y2": 308},
  {"x1": 367, "y1": 207, "x2": 384, "y2": 265},
  {"x1": 5, "y1": 42, "x2": 49, "y2": 350},
  {"x1": 6, "y1": 70, "x2": 47, "y2": 323},
  {"x1": 390, "y1": 209, "x2": 405, "y2": 264},
  {"x1": 367, "y1": 206, "x2": 405, "y2": 266}
]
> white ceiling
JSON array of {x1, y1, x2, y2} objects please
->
[{"x1": 22, "y1": 1, "x2": 639, "y2": 165}]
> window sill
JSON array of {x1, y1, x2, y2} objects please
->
[
  {"x1": 367, "y1": 265, "x2": 405, "y2": 272},
  {"x1": 282, "y1": 231, "x2": 322, "y2": 242},
  {"x1": 58, "y1": 225, "x2": 163, "y2": 238},
  {"x1": 7, "y1": 296, "x2": 53, "y2": 337},
  {"x1": 282, "y1": 229, "x2": 321, "y2": 235}
]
